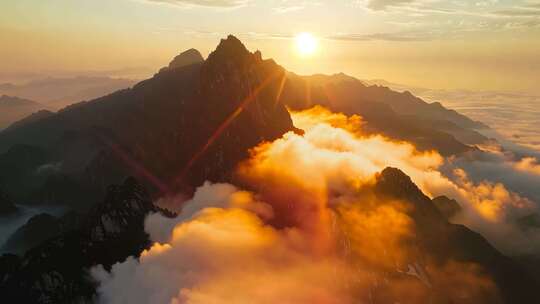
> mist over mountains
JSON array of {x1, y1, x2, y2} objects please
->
[
  {"x1": 0, "y1": 76, "x2": 137, "y2": 111},
  {"x1": 0, "y1": 36, "x2": 539, "y2": 303},
  {"x1": 366, "y1": 79, "x2": 540, "y2": 155},
  {"x1": 0, "y1": 95, "x2": 47, "y2": 130}
]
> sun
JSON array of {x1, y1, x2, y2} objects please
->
[{"x1": 295, "y1": 32, "x2": 318, "y2": 56}]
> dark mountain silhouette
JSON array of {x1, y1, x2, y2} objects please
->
[
  {"x1": 6, "y1": 109, "x2": 54, "y2": 131},
  {"x1": 2, "y1": 213, "x2": 61, "y2": 254},
  {"x1": 0, "y1": 35, "x2": 296, "y2": 208},
  {"x1": 0, "y1": 36, "x2": 485, "y2": 210},
  {"x1": 0, "y1": 178, "x2": 171, "y2": 303},
  {"x1": 374, "y1": 168, "x2": 539, "y2": 304},
  {"x1": 0, "y1": 95, "x2": 46, "y2": 130},
  {"x1": 0, "y1": 187, "x2": 17, "y2": 216},
  {"x1": 0, "y1": 95, "x2": 39, "y2": 107},
  {"x1": 0, "y1": 36, "x2": 537, "y2": 303},
  {"x1": 1, "y1": 169, "x2": 538, "y2": 303},
  {"x1": 0, "y1": 212, "x2": 82, "y2": 254},
  {"x1": 159, "y1": 48, "x2": 204, "y2": 73},
  {"x1": 432, "y1": 195, "x2": 462, "y2": 220},
  {"x1": 0, "y1": 144, "x2": 91, "y2": 207},
  {"x1": 0, "y1": 145, "x2": 52, "y2": 202},
  {"x1": 279, "y1": 73, "x2": 489, "y2": 155}
]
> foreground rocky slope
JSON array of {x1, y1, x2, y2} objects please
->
[
  {"x1": 0, "y1": 178, "x2": 171, "y2": 303},
  {"x1": 1, "y1": 169, "x2": 537, "y2": 303},
  {"x1": 375, "y1": 168, "x2": 538, "y2": 303}
]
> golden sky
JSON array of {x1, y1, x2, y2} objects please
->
[{"x1": 1, "y1": 0, "x2": 539, "y2": 92}]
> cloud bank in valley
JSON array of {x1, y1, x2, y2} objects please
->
[{"x1": 92, "y1": 106, "x2": 540, "y2": 303}]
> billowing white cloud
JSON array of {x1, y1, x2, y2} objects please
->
[{"x1": 92, "y1": 106, "x2": 540, "y2": 304}]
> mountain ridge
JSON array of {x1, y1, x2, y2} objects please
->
[
  {"x1": 0, "y1": 35, "x2": 537, "y2": 304},
  {"x1": 0, "y1": 35, "x2": 296, "y2": 205},
  {"x1": 0, "y1": 95, "x2": 46, "y2": 130}
]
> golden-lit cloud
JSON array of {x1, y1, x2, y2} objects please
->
[
  {"x1": 243, "y1": 107, "x2": 539, "y2": 254},
  {"x1": 514, "y1": 157, "x2": 540, "y2": 175},
  {"x1": 91, "y1": 106, "x2": 530, "y2": 303},
  {"x1": 94, "y1": 180, "x2": 499, "y2": 304}
]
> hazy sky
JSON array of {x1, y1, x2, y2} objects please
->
[{"x1": 1, "y1": 0, "x2": 539, "y2": 92}]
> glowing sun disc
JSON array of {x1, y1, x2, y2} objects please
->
[{"x1": 295, "y1": 32, "x2": 318, "y2": 56}]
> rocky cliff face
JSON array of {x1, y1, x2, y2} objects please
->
[
  {"x1": 1, "y1": 169, "x2": 538, "y2": 303},
  {"x1": 0, "y1": 36, "x2": 296, "y2": 205},
  {"x1": 182, "y1": 35, "x2": 297, "y2": 187},
  {"x1": 373, "y1": 167, "x2": 539, "y2": 304},
  {"x1": 0, "y1": 178, "x2": 166, "y2": 303}
]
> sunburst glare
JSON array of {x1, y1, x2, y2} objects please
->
[{"x1": 295, "y1": 32, "x2": 318, "y2": 56}]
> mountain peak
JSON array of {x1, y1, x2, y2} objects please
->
[
  {"x1": 168, "y1": 48, "x2": 204, "y2": 69},
  {"x1": 375, "y1": 167, "x2": 445, "y2": 224},
  {"x1": 159, "y1": 48, "x2": 204, "y2": 73},
  {"x1": 376, "y1": 167, "x2": 418, "y2": 194},
  {"x1": 0, "y1": 95, "x2": 39, "y2": 107},
  {"x1": 218, "y1": 35, "x2": 248, "y2": 53},
  {"x1": 205, "y1": 35, "x2": 251, "y2": 66}
]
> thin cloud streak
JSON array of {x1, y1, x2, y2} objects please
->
[{"x1": 145, "y1": 0, "x2": 250, "y2": 8}]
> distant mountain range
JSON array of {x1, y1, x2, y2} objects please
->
[
  {"x1": 366, "y1": 79, "x2": 540, "y2": 153},
  {"x1": 281, "y1": 73, "x2": 489, "y2": 155},
  {"x1": 0, "y1": 76, "x2": 137, "y2": 110},
  {"x1": 0, "y1": 95, "x2": 47, "y2": 130},
  {"x1": 0, "y1": 36, "x2": 536, "y2": 303},
  {"x1": 0, "y1": 34, "x2": 497, "y2": 217},
  {"x1": 0, "y1": 37, "x2": 493, "y2": 200}
]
